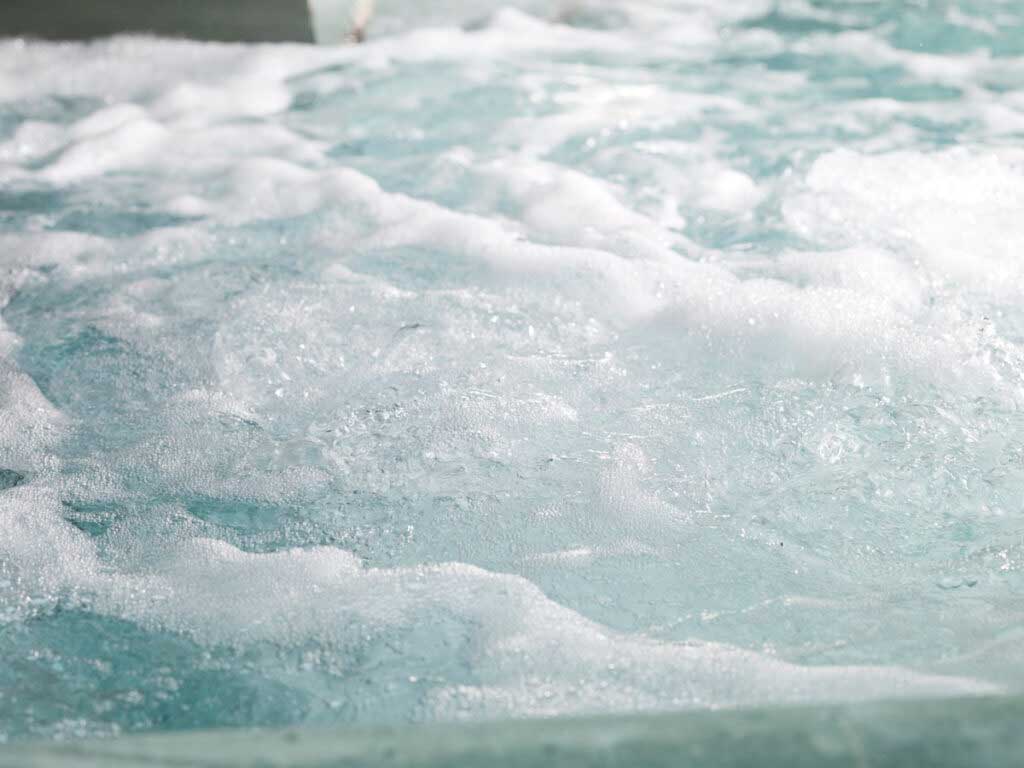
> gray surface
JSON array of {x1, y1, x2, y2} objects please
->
[
  {"x1": 0, "y1": 0, "x2": 314, "y2": 43},
  {"x1": 2, "y1": 694, "x2": 1022, "y2": 767}
]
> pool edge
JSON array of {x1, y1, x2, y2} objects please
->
[{"x1": 3, "y1": 693, "x2": 1022, "y2": 767}]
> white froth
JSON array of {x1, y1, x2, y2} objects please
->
[
  {"x1": 0, "y1": 505, "x2": 998, "y2": 717},
  {"x1": 784, "y1": 148, "x2": 1024, "y2": 289},
  {"x1": 1, "y1": 0, "x2": 1023, "y2": 742}
]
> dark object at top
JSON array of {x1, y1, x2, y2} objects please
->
[{"x1": 0, "y1": 0, "x2": 315, "y2": 43}]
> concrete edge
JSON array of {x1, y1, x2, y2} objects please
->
[
  {"x1": 2, "y1": 694, "x2": 1022, "y2": 767},
  {"x1": 0, "y1": 0, "x2": 316, "y2": 43}
]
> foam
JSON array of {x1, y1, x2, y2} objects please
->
[
  {"x1": 784, "y1": 148, "x2": 1024, "y2": 289},
  {"x1": 2, "y1": 0, "x2": 1024, "y2": 743},
  {"x1": 44, "y1": 116, "x2": 168, "y2": 184},
  {"x1": 0, "y1": 504, "x2": 997, "y2": 719}
]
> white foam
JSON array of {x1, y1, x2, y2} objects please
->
[
  {"x1": 43, "y1": 114, "x2": 168, "y2": 184},
  {"x1": 0, "y1": 504, "x2": 998, "y2": 716},
  {"x1": 1, "y1": 2, "x2": 1023, "y2": 739},
  {"x1": 784, "y1": 148, "x2": 1024, "y2": 290}
]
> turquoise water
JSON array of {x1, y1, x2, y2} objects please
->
[{"x1": 1, "y1": 0, "x2": 1024, "y2": 744}]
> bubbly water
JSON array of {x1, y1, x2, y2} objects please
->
[{"x1": 2, "y1": 0, "x2": 1024, "y2": 744}]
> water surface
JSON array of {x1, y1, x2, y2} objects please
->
[{"x1": 1, "y1": 0, "x2": 1023, "y2": 743}]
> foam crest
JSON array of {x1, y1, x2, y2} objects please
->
[
  {"x1": 786, "y1": 149, "x2": 1024, "y2": 267},
  {"x1": 0, "y1": 508, "x2": 998, "y2": 718}
]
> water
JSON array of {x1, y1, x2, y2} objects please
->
[{"x1": 1, "y1": 0, "x2": 1023, "y2": 744}]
